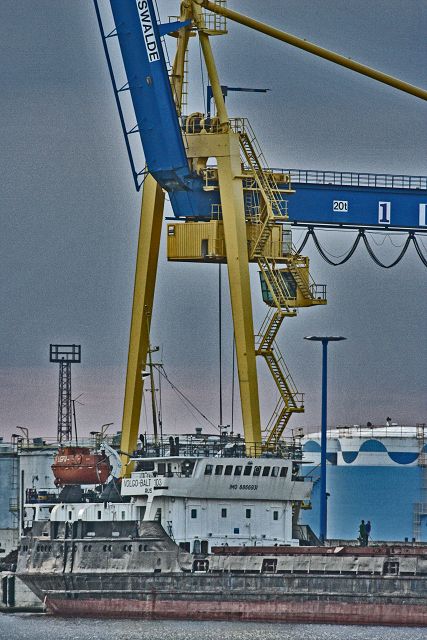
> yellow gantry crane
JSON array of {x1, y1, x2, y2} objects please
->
[{"x1": 95, "y1": 1, "x2": 426, "y2": 473}]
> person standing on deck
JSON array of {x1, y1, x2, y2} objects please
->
[
  {"x1": 359, "y1": 520, "x2": 367, "y2": 546},
  {"x1": 365, "y1": 520, "x2": 371, "y2": 544}
]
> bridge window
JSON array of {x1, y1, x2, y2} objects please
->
[
  {"x1": 253, "y1": 466, "x2": 261, "y2": 477},
  {"x1": 243, "y1": 465, "x2": 252, "y2": 476},
  {"x1": 224, "y1": 465, "x2": 233, "y2": 476},
  {"x1": 280, "y1": 467, "x2": 288, "y2": 478},
  {"x1": 221, "y1": 508, "x2": 227, "y2": 518},
  {"x1": 215, "y1": 465, "x2": 223, "y2": 475},
  {"x1": 234, "y1": 466, "x2": 242, "y2": 476},
  {"x1": 179, "y1": 542, "x2": 191, "y2": 552},
  {"x1": 246, "y1": 509, "x2": 252, "y2": 519},
  {"x1": 191, "y1": 509, "x2": 197, "y2": 519},
  {"x1": 273, "y1": 511, "x2": 279, "y2": 521},
  {"x1": 271, "y1": 467, "x2": 279, "y2": 477},
  {"x1": 137, "y1": 460, "x2": 155, "y2": 472},
  {"x1": 97, "y1": 510, "x2": 102, "y2": 520},
  {"x1": 262, "y1": 466, "x2": 271, "y2": 477},
  {"x1": 204, "y1": 464, "x2": 213, "y2": 476}
]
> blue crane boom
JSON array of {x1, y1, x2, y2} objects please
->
[{"x1": 109, "y1": 0, "x2": 190, "y2": 190}]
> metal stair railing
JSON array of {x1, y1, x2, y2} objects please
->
[
  {"x1": 258, "y1": 257, "x2": 296, "y2": 312},
  {"x1": 256, "y1": 311, "x2": 285, "y2": 352},
  {"x1": 232, "y1": 118, "x2": 287, "y2": 257},
  {"x1": 287, "y1": 260, "x2": 312, "y2": 299},
  {"x1": 258, "y1": 331, "x2": 304, "y2": 446},
  {"x1": 237, "y1": 121, "x2": 285, "y2": 217},
  {"x1": 286, "y1": 254, "x2": 327, "y2": 303},
  {"x1": 240, "y1": 150, "x2": 277, "y2": 257},
  {"x1": 265, "y1": 341, "x2": 302, "y2": 403},
  {"x1": 264, "y1": 399, "x2": 304, "y2": 449}
]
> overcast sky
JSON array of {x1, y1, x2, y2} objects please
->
[{"x1": 0, "y1": 1, "x2": 426, "y2": 442}]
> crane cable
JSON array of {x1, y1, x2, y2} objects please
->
[
  {"x1": 295, "y1": 228, "x2": 427, "y2": 268},
  {"x1": 156, "y1": 364, "x2": 219, "y2": 431}
]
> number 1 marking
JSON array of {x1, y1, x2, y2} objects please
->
[
  {"x1": 420, "y1": 204, "x2": 426, "y2": 227},
  {"x1": 378, "y1": 202, "x2": 391, "y2": 224}
]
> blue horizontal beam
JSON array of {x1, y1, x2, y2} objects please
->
[{"x1": 284, "y1": 181, "x2": 427, "y2": 230}]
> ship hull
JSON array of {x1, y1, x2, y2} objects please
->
[
  {"x1": 44, "y1": 597, "x2": 427, "y2": 626},
  {"x1": 20, "y1": 572, "x2": 427, "y2": 626}
]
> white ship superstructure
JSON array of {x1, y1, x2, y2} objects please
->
[{"x1": 37, "y1": 455, "x2": 311, "y2": 551}]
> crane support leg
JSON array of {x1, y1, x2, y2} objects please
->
[
  {"x1": 217, "y1": 137, "x2": 262, "y2": 450},
  {"x1": 120, "y1": 174, "x2": 165, "y2": 473},
  {"x1": 184, "y1": 130, "x2": 263, "y2": 449}
]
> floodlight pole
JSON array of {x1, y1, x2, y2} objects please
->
[{"x1": 304, "y1": 336, "x2": 346, "y2": 543}]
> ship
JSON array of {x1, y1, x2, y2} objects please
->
[
  {"x1": 14, "y1": 0, "x2": 427, "y2": 625},
  {"x1": 16, "y1": 431, "x2": 427, "y2": 626}
]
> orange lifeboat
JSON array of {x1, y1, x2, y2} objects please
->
[{"x1": 52, "y1": 446, "x2": 112, "y2": 487}]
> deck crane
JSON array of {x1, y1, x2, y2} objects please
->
[{"x1": 93, "y1": 1, "x2": 427, "y2": 473}]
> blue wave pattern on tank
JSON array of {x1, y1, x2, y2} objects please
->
[{"x1": 303, "y1": 439, "x2": 426, "y2": 465}]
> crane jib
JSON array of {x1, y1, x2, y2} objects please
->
[{"x1": 109, "y1": 0, "x2": 190, "y2": 190}]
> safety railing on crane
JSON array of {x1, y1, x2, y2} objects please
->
[{"x1": 277, "y1": 168, "x2": 427, "y2": 190}]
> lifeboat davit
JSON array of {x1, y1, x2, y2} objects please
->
[{"x1": 52, "y1": 446, "x2": 112, "y2": 487}]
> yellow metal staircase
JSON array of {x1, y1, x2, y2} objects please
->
[
  {"x1": 231, "y1": 117, "x2": 327, "y2": 448},
  {"x1": 261, "y1": 341, "x2": 304, "y2": 449},
  {"x1": 256, "y1": 302, "x2": 304, "y2": 448},
  {"x1": 257, "y1": 257, "x2": 297, "y2": 313},
  {"x1": 287, "y1": 258, "x2": 312, "y2": 300},
  {"x1": 236, "y1": 120, "x2": 289, "y2": 258}
]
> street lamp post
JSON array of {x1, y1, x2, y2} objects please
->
[{"x1": 304, "y1": 336, "x2": 346, "y2": 544}]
